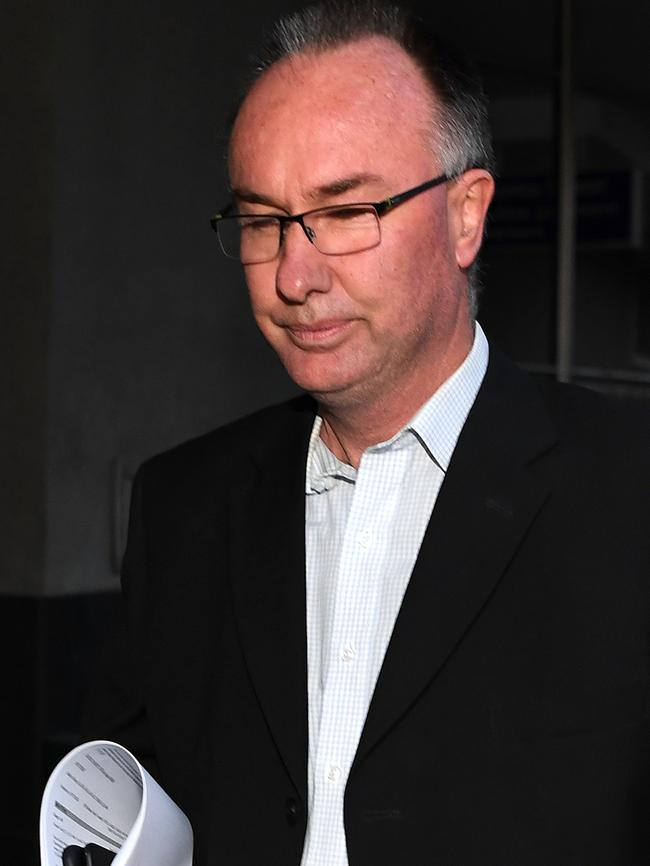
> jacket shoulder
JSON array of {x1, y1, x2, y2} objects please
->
[
  {"x1": 537, "y1": 376, "x2": 650, "y2": 459},
  {"x1": 137, "y1": 394, "x2": 316, "y2": 487}
]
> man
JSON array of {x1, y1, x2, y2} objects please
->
[{"x1": 86, "y1": 2, "x2": 650, "y2": 864}]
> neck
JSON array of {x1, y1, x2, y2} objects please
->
[
  {"x1": 318, "y1": 400, "x2": 413, "y2": 468},
  {"x1": 318, "y1": 324, "x2": 476, "y2": 469}
]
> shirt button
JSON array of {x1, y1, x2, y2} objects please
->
[
  {"x1": 327, "y1": 765, "x2": 342, "y2": 783},
  {"x1": 341, "y1": 643, "x2": 357, "y2": 662},
  {"x1": 357, "y1": 528, "x2": 372, "y2": 549}
]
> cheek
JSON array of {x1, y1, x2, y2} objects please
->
[
  {"x1": 374, "y1": 227, "x2": 456, "y2": 336},
  {"x1": 395, "y1": 210, "x2": 455, "y2": 283},
  {"x1": 371, "y1": 229, "x2": 435, "y2": 307},
  {"x1": 244, "y1": 266, "x2": 276, "y2": 317}
]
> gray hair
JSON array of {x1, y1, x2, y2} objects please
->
[{"x1": 233, "y1": 0, "x2": 495, "y2": 315}]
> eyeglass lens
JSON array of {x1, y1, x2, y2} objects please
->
[{"x1": 217, "y1": 205, "x2": 381, "y2": 264}]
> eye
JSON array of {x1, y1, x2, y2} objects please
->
[
  {"x1": 328, "y1": 206, "x2": 369, "y2": 221},
  {"x1": 239, "y1": 216, "x2": 279, "y2": 233},
  {"x1": 318, "y1": 206, "x2": 377, "y2": 229}
]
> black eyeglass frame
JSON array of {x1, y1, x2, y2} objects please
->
[{"x1": 210, "y1": 172, "x2": 453, "y2": 261}]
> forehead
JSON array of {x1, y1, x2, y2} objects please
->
[{"x1": 229, "y1": 36, "x2": 438, "y2": 193}]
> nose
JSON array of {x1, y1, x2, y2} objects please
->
[{"x1": 275, "y1": 221, "x2": 332, "y2": 303}]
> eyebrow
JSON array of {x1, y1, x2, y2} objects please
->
[
  {"x1": 231, "y1": 173, "x2": 385, "y2": 211},
  {"x1": 231, "y1": 188, "x2": 280, "y2": 208},
  {"x1": 309, "y1": 173, "x2": 384, "y2": 201}
]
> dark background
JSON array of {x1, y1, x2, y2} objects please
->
[{"x1": 2, "y1": 0, "x2": 648, "y2": 861}]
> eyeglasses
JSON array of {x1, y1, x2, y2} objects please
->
[{"x1": 210, "y1": 173, "x2": 451, "y2": 264}]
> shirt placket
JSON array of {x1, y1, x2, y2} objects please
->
[{"x1": 306, "y1": 447, "x2": 410, "y2": 866}]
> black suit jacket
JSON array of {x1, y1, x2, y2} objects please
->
[{"x1": 85, "y1": 348, "x2": 650, "y2": 866}]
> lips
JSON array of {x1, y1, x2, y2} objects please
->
[{"x1": 284, "y1": 319, "x2": 354, "y2": 347}]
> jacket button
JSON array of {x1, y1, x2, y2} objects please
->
[{"x1": 285, "y1": 797, "x2": 300, "y2": 826}]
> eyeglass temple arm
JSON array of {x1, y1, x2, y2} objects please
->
[{"x1": 375, "y1": 173, "x2": 451, "y2": 216}]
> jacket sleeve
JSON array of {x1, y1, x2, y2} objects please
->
[{"x1": 81, "y1": 466, "x2": 161, "y2": 781}]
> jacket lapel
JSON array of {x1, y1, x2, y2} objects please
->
[
  {"x1": 228, "y1": 397, "x2": 315, "y2": 801},
  {"x1": 355, "y1": 351, "x2": 559, "y2": 764}
]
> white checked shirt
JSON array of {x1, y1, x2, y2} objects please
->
[{"x1": 300, "y1": 323, "x2": 489, "y2": 866}]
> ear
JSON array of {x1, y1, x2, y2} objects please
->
[{"x1": 449, "y1": 169, "x2": 495, "y2": 270}]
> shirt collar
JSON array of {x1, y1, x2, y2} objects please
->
[
  {"x1": 305, "y1": 322, "x2": 489, "y2": 493},
  {"x1": 409, "y1": 321, "x2": 489, "y2": 471},
  {"x1": 306, "y1": 417, "x2": 356, "y2": 493}
]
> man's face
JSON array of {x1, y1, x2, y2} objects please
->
[{"x1": 229, "y1": 37, "x2": 477, "y2": 412}]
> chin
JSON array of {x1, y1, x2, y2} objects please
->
[
  {"x1": 287, "y1": 372, "x2": 349, "y2": 399},
  {"x1": 291, "y1": 370, "x2": 377, "y2": 411},
  {"x1": 279, "y1": 351, "x2": 355, "y2": 396}
]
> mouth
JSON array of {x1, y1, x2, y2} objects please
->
[{"x1": 284, "y1": 319, "x2": 354, "y2": 348}]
